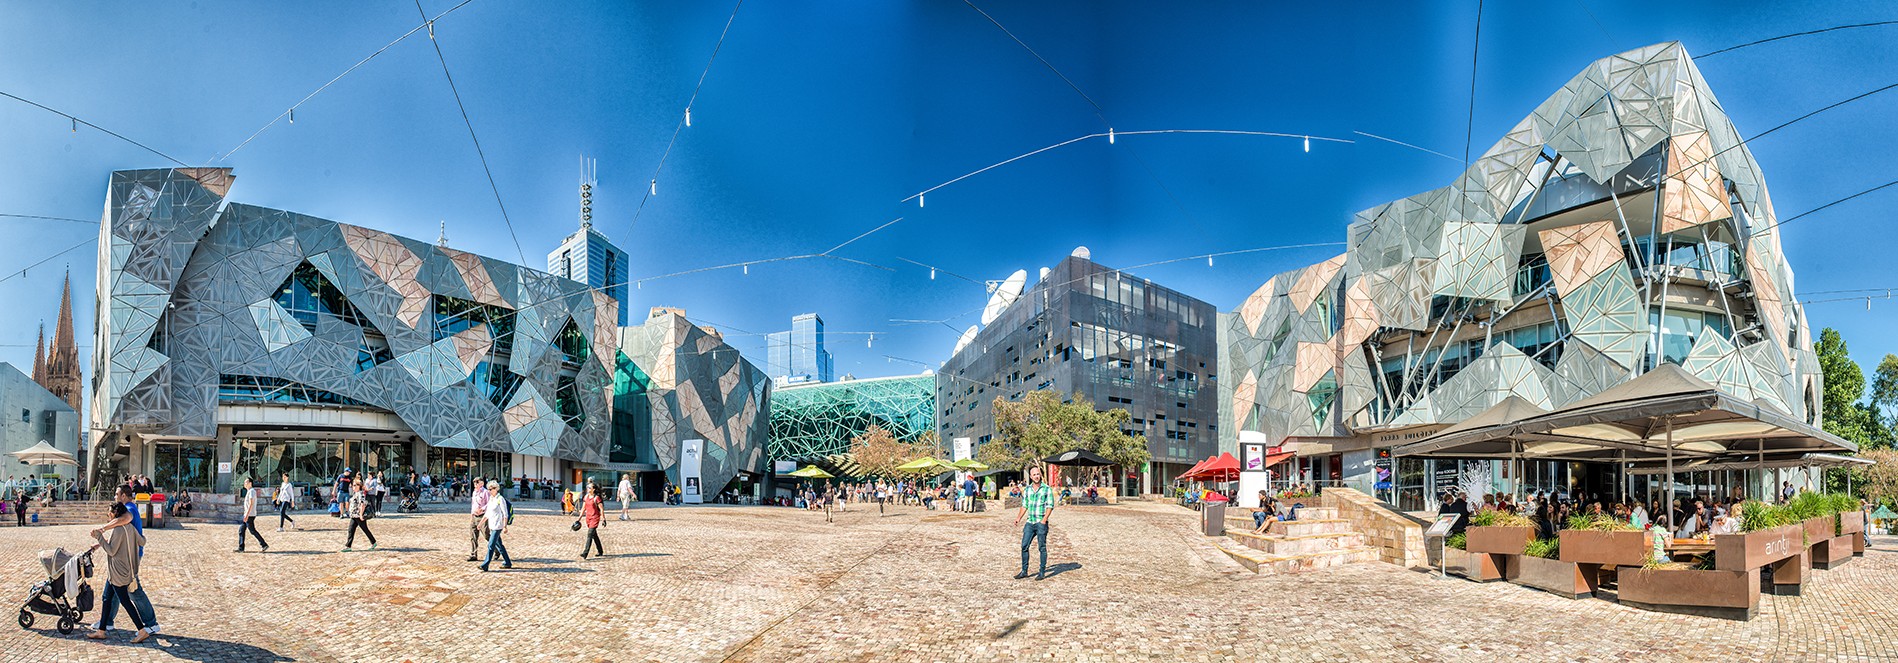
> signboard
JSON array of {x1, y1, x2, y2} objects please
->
[
  {"x1": 1370, "y1": 424, "x2": 1449, "y2": 447},
  {"x1": 217, "y1": 462, "x2": 232, "y2": 475},
  {"x1": 1240, "y1": 442, "x2": 1265, "y2": 472},
  {"x1": 1425, "y1": 513, "x2": 1461, "y2": 537},
  {"x1": 952, "y1": 437, "x2": 972, "y2": 462},
  {"x1": 1373, "y1": 448, "x2": 1393, "y2": 492},
  {"x1": 679, "y1": 439, "x2": 704, "y2": 504},
  {"x1": 772, "y1": 460, "x2": 797, "y2": 475}
]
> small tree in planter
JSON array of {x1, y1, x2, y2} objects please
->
[{"x1": 1466, "y1": 508, "x2": 1535, "y2": 556}]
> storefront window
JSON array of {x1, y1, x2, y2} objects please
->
[{"x1": 150, "y1": 442, "x2": 216, "y2": 493}]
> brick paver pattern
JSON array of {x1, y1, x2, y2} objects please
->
[{"x1": 1, "y1": 500, "x2": 1894, "y2": 662}]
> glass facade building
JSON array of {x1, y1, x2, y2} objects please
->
[
  {"x1": 1217, "y1": 42, "x2": 1825, "y2": 510},
  {"x1": 937, "y1": 251, "x2": 1218, "y2": 491},
  {"x1": 547, "y1": 225, "x2": 631, "y2": 327},
  {"x1": 618, "y1": 308, "x2": 771, "y2": 500},
  {"x1": 90, "y1": 168, "x2": 620, "y2": 494},
  {"x1": 768, "y1": 373, "x2": 935, "y2": 464},
  {"x1": 766, "y1": 313, "x2": 833, "y2": 385}
]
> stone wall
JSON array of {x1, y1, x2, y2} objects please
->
[{"x1": 1322, "y1": 487, "x2": 1426, "y2": 568}]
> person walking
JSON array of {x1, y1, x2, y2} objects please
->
[
  {"x1": 12, "y1": 490, "x2": 25, "y2": 527},
  {"x1": 342, "y1": 481, "x2": 377, "y2": 551},
  {"x1": 86, "y1": 501, "x2": 151, "y2": 643},
  {"x1": 480, "y1": 480, "x2": 512, "y2": 572},
  {"x1": 1014, "y1": 464, "x2": 1056, "y2": 580},
  {"x1": 236, "y1": 478, "x2": 269, "y2": 553},
  {"x1": 366, "y1": 471, "x2": 384, "y2": 516},
  {"x1": 617, "y1": 474, "x2": 634, "y2": 521},
  {"x1": 277, "y1": 473, "x2": 297, "y2": 531},
  {"x1": 467, "y1": 476, "x2": 489, "y2": 562},
  {"x1": 87, "y1": 485, "x2": 161, "y2": 636},
  {"x1": 579, "y1": 484, "x2": 605, "y2": 559}
]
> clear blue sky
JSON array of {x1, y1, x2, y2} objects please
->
[{"x1": 2, "y1": 1, "x2": 1895, "y2": 385}]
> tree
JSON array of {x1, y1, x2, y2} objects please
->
[
  {"x1": 1860, "y1": 449, "x2": 1898, "y2": 509},
  {"x1": 1865, "y1": 354, "x2": 1898, "y2": 451},
  {"x1": 1815, "y1": 328, "x2": 1876, "y2": 446},
  {"x1": 978, "y1": 390, "x2": 1151, "y2": 480},
  {"x1": 848, "y1": 425, "x2": 938, "y2": 479}
]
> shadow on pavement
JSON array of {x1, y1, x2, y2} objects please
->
[
  {"x1": 615, "y1": 552, "x2": 672, "y2": 558},
  {"x1": 75, "y1": 633, "x2": 293, "y2": 662},
  {"x1": 1040, "y1": 562, "x2": 1082, "y2": 578}
]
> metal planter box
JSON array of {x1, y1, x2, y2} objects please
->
[
  {"x1": 1813, "y1": 534, "x2": 1855, "y2": 570},
  {"x1": 1840, "y1": 510, "x2": 1865, "y2": 535},
  {"x1": 1558, "y1": 529, "x2": 1647, "y2": 567},
  {"x1": 1505, "y1": 554, "x2": 1594, "y2": 599},
  {"x1": 1465, "y1": 526, "x2": 1534, "y2": 556},
  {"x1": 1618, "y1": 567, "x2": 1760, "y2": 621},
  {"x1": 1442, "y1": 546, "x2": 1504, "y2": 582}
]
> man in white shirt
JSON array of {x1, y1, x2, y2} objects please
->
[
  {"x1": 480, "y1": 480, "x2": 512, "y2": 572},
  {"x1": 467, "y1": 477, "x2": 489, "y2": 562},
  {"x1": 617, "y1": 474, "x2": 634, "y2": 521}
]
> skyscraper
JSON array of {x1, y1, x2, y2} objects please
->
[
  {"x1": 547, "y1": 160, "x2": 631, "y2": 325},
  {"x1": 766, "y1": 313, "x2": 834, "y2": 385}
]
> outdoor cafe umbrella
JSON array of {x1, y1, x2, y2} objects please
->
[
  {"x1": 1043, "y1": 449, "x2": 1114, "y2": 466},
  {"x1": 1195, "y1": 452, "x2": 1242, "y2": 483},
  {"x1": 952, "y1": 458, "x2": 989, "y2": 471},
  {"x1": 1871, "y1": 505, "x2": 1898, "y2": 534},
  {"x1": 895, "y1": 457, "x2": 955, "y2": 474},
  {"x1": 787, "y1": 465, "x2": 834, "y2": 479},
  {"x1": 8, "y1": 441, "x2": 77, "y2": 467}
]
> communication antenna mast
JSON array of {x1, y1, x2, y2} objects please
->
[{"x1": 579, "y1": 156, "x2": 598, "y2": 230}]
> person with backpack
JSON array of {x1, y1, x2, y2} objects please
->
[
  {"x1": 342, "y1": 481, "x2": 377, "y2": 552},
  {"x1": 480, "y1": 480, "x2": 512, "y2": 572},
  {"x1": 579, "y1": 484, "x2": 605, "y2": 559}
]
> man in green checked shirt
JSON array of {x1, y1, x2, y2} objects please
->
[{"x1": 1014, "y1": 464, "x2": 1056, "y2": 580}]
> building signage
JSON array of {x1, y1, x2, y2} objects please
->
[
  {"x1": 773, "y1": 460, "x2": 797, "y2": 475},
  {"x1": 680, "y1": 439, "x2": 704, "y2": 504},
  {"x1": 952, "y1": 437, "x2": 972, "y2": 462},
  {"x1": 218, "y1": 462, "x2": 232, "y2": 475},
  {"x1": 1240, "y1": 442, "x2": 1265, "y2": 472},
  {"x1": 1369, "y1": 425, "x2": 1449, "y2": 447}
]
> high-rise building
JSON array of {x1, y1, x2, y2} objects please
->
[
  {"x1": 766, "y1": 313, "x2": 834, "y2": 385},
  {"x1": 937, "y1": 248, "x2": 1218, "y2": 493},
  {"x1": 547, "y1": 161, "x2": 631, "y2": 326}
]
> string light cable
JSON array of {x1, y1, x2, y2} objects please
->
[
  {"x1": 412, "y1": 0, "x2": 525, "y2": 265},
  {"x1": 627, "y1": 0, "x2": 745, "y2": 234},
  {"x1": 0, "y1": 91, "x2": 187, "y2": 167},
  {"x1": 629, "y1": 217, "x2": 902, "y2": 287},
  {"x1": 1696, "y1": 20, "x2": 1898, "y2": 59}
]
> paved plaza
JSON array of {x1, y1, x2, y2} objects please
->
[{"x1": 1, "y1": 500, "x2": 1894, "y2": 662}]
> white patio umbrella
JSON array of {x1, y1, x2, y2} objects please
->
[{"x1": 9, "y1": 441, "x2": 78, "y2": 466}]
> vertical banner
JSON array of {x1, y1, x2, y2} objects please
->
[
  {"x1": 1236, "y1": 431, "x2": 1271, "y2": 508},
  {"x1": 680, "y1": 438, "x2": 704, "y2": 504},
  {"x1": 952, "y1": 437, "x2": 971, "y2": 462}
]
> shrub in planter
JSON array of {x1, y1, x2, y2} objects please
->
[
  {"x1": 1446, "y1": 532, "x2": 1466, "y2": 551},
  {"x1": 1525, "y1": 537, "x2": 1560, "y2": 560},
  {"x1": 1559, "y1": 519, "x2": 1646, "y2": 567}
]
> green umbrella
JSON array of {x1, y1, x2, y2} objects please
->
[
  {"x1": 788, "y1": 465, "x2": 834, "y2": 479},
  {"x1": 952, "y1": 458, "x2": 989, "y2": 471},
  {"x1": 1871, "y1": 505, "x2": 1898, "y2": 520},
  {"x1": 896, "y1": 457, "x2": 950, "y2": 473}
]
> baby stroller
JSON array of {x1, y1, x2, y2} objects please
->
[
  {"x1": 398, "y1": 486, "x2": 420, "y2": 513},
  {"x1": 18, "y1": 547, "x2": 94, "y2": 634}
]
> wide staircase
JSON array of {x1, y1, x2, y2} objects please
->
[
  {"x1": 0, "y1": 499, "x2": 114, "y2": 527},
  {"x1": 1214, "y1": 505, "x2": 1381, "y2": 574}
]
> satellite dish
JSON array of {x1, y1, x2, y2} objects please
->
[
  {"x1": 1071, "y1": 246, "x2": 1090, "y2": 259},
  {"x1": 951, "y1": 324, "x2": 980, "y2": 356},
  {"x1": 981, "y1": 269, "x2": 1027, "y2": 325}
]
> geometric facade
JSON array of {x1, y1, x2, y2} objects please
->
[
  {"x1": 90, "y1": 168, "x2": 619, "y2": 480},
  {"x1": 1220, "y1": 43, "x2": 1823, "y2": 460},
  {"x1": 767, "y1": 373, "x2": 935, "y2": 462},
  {"x1": 619, "y1": 307, "x2": 771, "y2": 495}
]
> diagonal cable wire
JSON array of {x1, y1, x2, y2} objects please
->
[
  {"x1": 627, "y1": 0, "x2": 745, "y2": 234},
  {"x1": 413, "y1": 0, "x2": 525, "y2": 264},
  {"x1": 1697, "y1": 20, "x2": 1898, "y2": 59},
  {"x1": 903, "y1": 130, "x2": 1351, "y2": 204},
  {"x1": 1353, "y1": 131, "x2": 1465, "y2": 163},
  {"x1": 0, "y1": 213, "x2": 97, "y2": 225},
  {"x1": 212, "y1": 0, "x2": 479, "y2": 164},
  {"x1": 0, "y1": 91, "x2": 187, "y2": 167},
  {"x1": 0, "y1": 236, "x2": 96, "y2": 285},
  {"x1": 1757, "y1": 178, "x2": 1898, "y2": 235}
]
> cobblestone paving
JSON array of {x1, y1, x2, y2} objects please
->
[{"x1": 0, "y1": 500, "x2": 1892, "y2": 662}]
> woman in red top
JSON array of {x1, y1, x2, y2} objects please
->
[{"x1": 579, "y1": 484, "x2": 605, "y2": 559}]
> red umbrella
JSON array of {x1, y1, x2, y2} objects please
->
[
  {"x1": 1178, "y1": 456, "x2": 1214, "y2": 481},
  {"x1": 1196, "y1": 453, "x2": 1242, "y2": 483}
]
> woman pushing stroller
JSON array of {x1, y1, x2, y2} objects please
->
[{"x1": 86, "y1": 501, "x2": 151, "y2": 643}]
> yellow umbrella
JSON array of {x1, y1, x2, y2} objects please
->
[
  {"x1": 952, "y1": 458, "x2": 989, "y2": 471},
  {"x1": 895, "y1": 457, "x2": 950, "y2": 473},
  {"x1": 787, "y1": 465, "x2": 834, "y2": 479}
]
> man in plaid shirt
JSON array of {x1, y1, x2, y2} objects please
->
[{"x1": 1014, "y1": 464, "x2": 1056, "y2": 580}]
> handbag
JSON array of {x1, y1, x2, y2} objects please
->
[{"x1": 570, "y1": 518, "x2": 582, "y2": 532}]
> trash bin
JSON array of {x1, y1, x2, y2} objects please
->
[{"x1": 1202, "y1": 502, "x2": 1226, "y2": 537}]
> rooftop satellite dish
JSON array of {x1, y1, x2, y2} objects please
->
[{"x1": 981, "y1": 269, "x2": 1027, "y2": 325}]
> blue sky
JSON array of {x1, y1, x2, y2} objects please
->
[{"x1": 2, "y1": 1, "x2": 1896, "y2": 384}]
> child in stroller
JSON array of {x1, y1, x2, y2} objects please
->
[
  {"x1": 398, "y1": 485, "x2": 420, "y2": 513},
  {"x1": 17, "y1": 547, "x2": 94, "y2": 634}
]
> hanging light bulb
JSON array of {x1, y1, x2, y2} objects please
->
[
  {"x1": 1303, "y1": 135, "x2": 1310, "y2": 153},
  {"x1": 684, "y1": 108, "x2": 692, "y2": 127},
  {"x1": 742, "y1": 264, "x2": 749, "y2": 275},
  {"x1": 1207, "y1": 255, "x2": 1214, "y2": 267},
  {"x1": 650, "y1": 179, "x2": 657, "y2": 196},
  {"x1": 929, "y1": 268, "x2": 936, "y2": 280},
  {"x1": 867, "y1": 333, "x2": 875, "y2": 349},
  {"x1": 70, "y1": 118, "x2": 76, "y2": 133},
  {"x1": 288, "y1": 108, "x2": 295, "y2": 124},
  {"x1": 918, "y1": 194, "x2": 925, "y2": 208},
  {"x1": 1108, "y1": 128, "x2": 1115, "y2": 145}
]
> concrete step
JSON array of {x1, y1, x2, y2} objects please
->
[
  {"x1": 1226, "y1": 530, "x2": 1366, "y2": 556},
  {"x1": 1217, "y1": 543, "x2": 1382, "y2": 575},
  {"x1": 1266, "y1": 518, "x2": 1352, "y2": 537},
  {"x1": 1223, "y1": 506, "x2": 1338, "y2": 523},
  {"x1": 0, "y1": 500, "x2": 112, "y2": 526}
]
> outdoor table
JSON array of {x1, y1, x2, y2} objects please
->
[{"x1": 1665, "y1": 538, "x2": 1716, "y2": 563}]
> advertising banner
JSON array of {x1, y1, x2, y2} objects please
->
[
  {"x1": 680, "y1": 439, "x2": 704, "y2": 504},
  {"x1": 952, "y1": 437, "x2": 972, "y2": 462}
]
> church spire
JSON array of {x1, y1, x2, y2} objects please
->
[
  {"x1": 31, "y1": 322, "x2": 44, "y2": 385},
  {"x1": 41, "y1": 270, "x2": 82, "y2": 415}
]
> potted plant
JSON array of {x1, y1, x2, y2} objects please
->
[
  {"x1": 1618, "y1": 551, "x2": 1760, "y2": 621},
  {"x1": 1506, "y1": 537, "x2": 1593, "y2": 598},
  {"x1": 1713, "y1": 500, "x2": 1807, "y2": 595},
  {"x1": 1465, "y1": 508, "x2": 1535, "y2": 556},
  {"x1": 1440, "y1": 531, "x2": 1504, "y2": 581},
  {"x1": 1557, "y1": 513, "x2": 1646, "y2": 567}
]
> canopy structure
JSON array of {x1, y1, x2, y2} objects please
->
[
  {"x1": 1043, "y1": 449, "x2": 1114, "y2": 467},
  {"x1": 895, "y1": 457, "x2": 955, "y2": 474},
  {"x1": 1624, "y1": 452, "x2": 1874, "y2": 475},
  {"x1": 1392, "y1": 364, "x2": 1862, "y2": 502},
  {"x1": 787, "y1": 465, "x2": 834, "y2": 479},
  {"x1": 1178, "y1": 457, "x2": 1212, "y2": 481},
  {"x1": 1192, "y1": 453, "x2": 1242, "y2": 483},
  {"x1": 1871, "y1": 505, "x2": 1898, "y2": 521},
  {"x1": 9, "y1": 441, "x2": 77, "y2": 467}
]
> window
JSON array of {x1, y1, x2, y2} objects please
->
[
  {"x1": 276, "y1": 262, "x2": 373, "y2": 329},
  {"x1": 554, "y1": 374, "x2": 586, "y2": 430},
  {"x1": 473, "y1": 361, "x2": 523, "y2": 408},
  {"x1": 434, "y1": 295, "x2": 516, "y2": 348},
  {"x1": 19, "y1": 408, "x2": 28, "y2": 424},
  {"x1": 1649, "y1": 308, "x2": 1733, "y2": 365},
  {"x1": 1307, "y1": 373, "x2": 1338, "y2": 430},
  {"x1": 555, "y1": 319, "x2": 590, "y2": 365},
  {"x1": 218, "y1": 374, "x2": 376, "y2": 408},
  {"x1": 1514, "y1": 254, "x2": 1551, "y2": 296}
]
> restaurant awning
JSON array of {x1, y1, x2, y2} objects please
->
[
  {"x1": 1389, "y1": 395, "x2": 1547, "y2": 458},
  {"x1": 1392, "y1": 364, "x2": 1858, "y2": 462},
  {"x1": 1623, "y1": 452, "x2": 1875, "y2": 475},
  {"x1": 8, "y1": 441, "x2": 77, "y2": 466}
]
